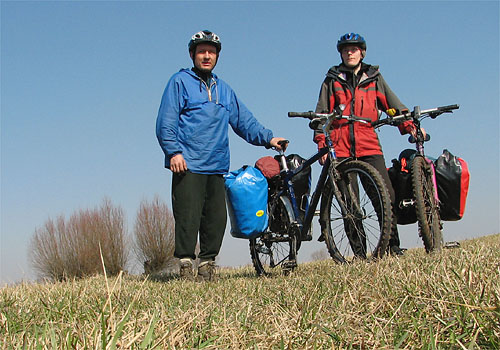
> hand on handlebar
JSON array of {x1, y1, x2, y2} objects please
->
[
  {"x1": 270, "y1": 137, "x2": 288, "y2": 151},
  {"x1": 410, "y1": 126, "x2": 427, "y2": 139}
]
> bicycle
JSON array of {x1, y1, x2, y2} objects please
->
[
  {"x1": 372, "y1": 104, "x2": 460, "y2": 253},
  {"x1": 249, "y1": 105, "x2": 393, "y2": 276}
]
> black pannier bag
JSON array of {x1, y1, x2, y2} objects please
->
[
  {"x1": 434, "y1": 149, "x2": 470, "y2": 221},
  {"x1": 277, "y1": 154, "x2": 312, "y2": 220},
  {"x1": 387, "y1": 149, "x2": 417, "y2": 225}
]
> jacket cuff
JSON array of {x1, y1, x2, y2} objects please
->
[
  {"x1": 314, "y1": 134, "x2": 327, "y2": 149},
  {"x1": 398, "y1": 120, "x2": 416, "y2": 135}
]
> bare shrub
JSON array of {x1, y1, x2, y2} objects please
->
[
  {"x1": 89, "y1": 198, "x2": 128, "y2": 275},
  {"x1": 134, "y1": 196, "x2": 176, "y2": 274},
  {"x1": 29, "y1": 198, "x2": 129, "y2": 280},
  {"x1": 29, "y1": 216, "x2": 67, "y2": 281}
]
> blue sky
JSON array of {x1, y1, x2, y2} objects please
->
[{"x1": 1, "y1": 1, "x2": 499, "y2": 285}]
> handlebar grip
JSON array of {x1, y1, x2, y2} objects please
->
[
  {"x1": 265, "y1": 139, "x2": 289, "y2": 149},
  {"x1": 371, "y1": 118, "x2": 392, "y2": 127},
  {"x1": 288, "y1": 111, "x2": 316, "y2": 119},
  {"x1": 438, "y1": 104, "x2": 459, "y2": 112}
]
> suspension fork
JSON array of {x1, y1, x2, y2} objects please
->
[
  {"x1": 322, "y1": 123, "x2": 361, "y2": 218},
  {"x1": 328, "y1": 158, "x2": 365, "y2": 219},
  {"x1": 412, "y1": 108, "x2": 440, "y2": 204},
  {"x1": 424, "y1": 157, "x2": 440, "y2": 203}
]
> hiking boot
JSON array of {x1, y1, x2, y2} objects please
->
[
  {"x1": 196, "y1": 261, "x2": 216, "y2": 282},
  {"x1": 179, "y1": 259, "x2": 194, "y2": 281}
]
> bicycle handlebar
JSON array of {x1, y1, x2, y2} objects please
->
[
  {"x1": 288, "y1": 111, "x2": 319, "y2": 119},
  {"x1": 372, "y1": 104, "x2": 459, "y2": 128},
  {"x1": 288, "y1": 109, "x2": 372, "y2": 128}
]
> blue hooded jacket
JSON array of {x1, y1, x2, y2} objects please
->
[{"x1": 156, "y1": 68, "x2": 274, "y2": 174}]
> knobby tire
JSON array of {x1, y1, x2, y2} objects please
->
[
  {"x1": 249, "y1": 196, "x2": 297, "y2": 276},
  {"x1": 320, "y1": 160, "x2": 392, "y2": 263},
  {"x1": 411, "y1": 156, "x2": 443, "y2": 253}
]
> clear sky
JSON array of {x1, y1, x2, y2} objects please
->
[{"x1": 1, "y1": 1, "x2": 499, "y2": 285}]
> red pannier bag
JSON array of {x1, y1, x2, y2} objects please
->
[
  {"x1": 434, "y1": 149, "x2": 470, "y2": 221},
  {"x1": 255, "y1": 156, "x2": 280, "y2": 179}
]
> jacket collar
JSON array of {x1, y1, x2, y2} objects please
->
[
  {"x1": 180, "y1": 68, "x2": 219, "y2": 103},
  {"x1": 326, "y1": 63, "x2": 379, "y2": 84},
  {"x1": 181, "y1": 68, "x2": 218, "y2": 82}
]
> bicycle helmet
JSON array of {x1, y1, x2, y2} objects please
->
[
  {"x1": 337, "y1": 33, "x2": 367, "y2": 52},
  {"x1": 188, "y1": 30, "x2": 221, "y2": 53}
]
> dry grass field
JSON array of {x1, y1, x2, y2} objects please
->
[{"x1": 1, "y1": 234, "x2": 499, "y2": 349}]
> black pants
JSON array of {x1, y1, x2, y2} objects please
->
[
  {"x1": 172, "y1": 172, "x2": 227, "y2": 260},
  {"x1": 354, "y1": 155, "x2": 401, "y2": 248}
]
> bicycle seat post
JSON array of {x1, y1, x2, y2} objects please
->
[{"x1": 277, "y1": 149, "x2": 289, "y2": 172}]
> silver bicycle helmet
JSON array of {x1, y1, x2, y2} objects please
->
[{"x1": 188, "y1": 30, "x2": 221, "y2": 53}]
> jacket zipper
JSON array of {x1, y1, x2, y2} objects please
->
[
  {"x1": 200, "y1": 78, "x2": 217, "y2": 103},
  {"x1": 349, "y1": 74, "x2": 356, "y2": 158},
  {"x1": 333, "y1": 68, "x2": 379, "y2": 158}
]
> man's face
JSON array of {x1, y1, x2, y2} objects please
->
[
  {"x1": 341, "y1": 45, "x2": 363, "y2": 68},
  {"x1": 191, "y1": 43, "x2": 218, "y2": 73}
]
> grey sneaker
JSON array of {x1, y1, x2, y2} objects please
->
[
  {"x1": 179, "y1": 260, "x2": 194, "y2": 281},
  {"x1": 196, "y1": 261, "x2": 216, "y2": 282}
]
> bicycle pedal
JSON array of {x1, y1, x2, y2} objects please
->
[{"x1": 399, "y1": 199, "x2": 415, "y2": 208}]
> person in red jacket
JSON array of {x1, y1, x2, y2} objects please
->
[{"x1": 314, "y1": 33, "x2": 419, "y2": 255}]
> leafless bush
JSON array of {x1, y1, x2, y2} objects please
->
[
  {"x1": 30, "y1": 216, "x2": 67, "y2": 281},
  {"x1": 133, "y1": 196, "x2": 176, "y2": 274},
  {"x1": 29, "y1": 198, "x2": 128, "y2": 280}
]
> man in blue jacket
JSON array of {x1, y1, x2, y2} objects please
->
[{"x1": 156, "y1": 30, "x2": 285, "y2": 281}]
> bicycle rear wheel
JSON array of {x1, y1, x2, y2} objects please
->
[
  {"x1": 411, "y1": 156, "x2": 443, "y2": 253},
  {"x1": 249, "y1": 196, "x2": 297, "y2": 276},
  {"x1": 321, "y1": 160, "x2": 392, "y2": 263}
]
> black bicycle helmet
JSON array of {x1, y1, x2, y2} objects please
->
[
  {"x1": 188, "y1": 30, "x2": 221, "y2": 53},
  {"x1": 337, "y1": 33, "x2": 366, "y2": 52}
]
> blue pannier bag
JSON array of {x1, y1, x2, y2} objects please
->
[{"x1": 224, "y1": 166, "x2": 268, "y2": 239}]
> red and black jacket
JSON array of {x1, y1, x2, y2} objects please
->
[{"x1": 314, "y1": 63, "x2": 414, "y2": 158}]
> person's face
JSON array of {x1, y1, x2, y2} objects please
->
[
  {"x1": 341, "y1": 45, "x2": 363, "y2": 67},
  {"x1": 190, "y1": 43, "x2": 218, "y2": 73}
]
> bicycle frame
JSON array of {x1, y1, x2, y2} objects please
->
[
  {"x1": 272, "y1": 147, "x2": 329, "y2": 241},
  {"x1": 273, "y1": 108, "x2": 359, "y2": 241}
]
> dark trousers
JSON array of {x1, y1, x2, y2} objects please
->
[
  {"x1": 355, "y1": 154, "x2": 401, "y2": 248},
  {"x1": 172, "y1": 172, "x2": 227, "y2": 261}
]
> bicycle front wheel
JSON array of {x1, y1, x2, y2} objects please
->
[
  {"x1": 321, "y1": 160, "x2": 392, "y2": 263},
  {"x1": 411, "y1": 156, "x2": 443, "y2": 253},
  {"x1": 249, "y1": 196, "x2": 297, "y2": 276}
]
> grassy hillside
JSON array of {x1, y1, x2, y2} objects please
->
[{"x1": 1, "y1": 234, "x2": 499, "y2": 349}]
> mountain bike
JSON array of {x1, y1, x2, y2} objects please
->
[
  {"x1": 372, "y1": 104, "x2": 459, "y2": 253},
  {"x1": 249, "y1": 106, "x2": 393, "y2": 276}
]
